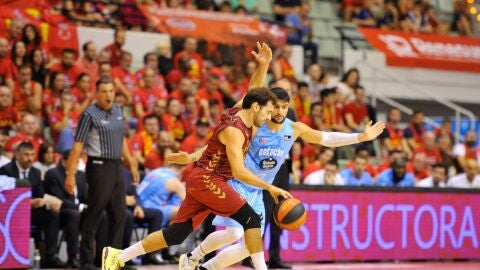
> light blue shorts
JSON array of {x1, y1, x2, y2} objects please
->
[{"x1": 212, "y1": 179, "x2": 266, "y2": 235}]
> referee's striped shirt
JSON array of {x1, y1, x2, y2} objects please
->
[{"x1": 75, "y1": 103, "x2": 125, "y2": 160}]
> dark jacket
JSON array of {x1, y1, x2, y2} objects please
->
[
  {"x1": 0, "y1": 160, "x2": 43, "y2": 198},
  {"x1": 44, "y1": 163, "x2": 87, "y2": 210}
]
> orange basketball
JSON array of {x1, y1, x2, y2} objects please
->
[{"x1": 273, "y1": 198, "x2": 307, "y2": 230}]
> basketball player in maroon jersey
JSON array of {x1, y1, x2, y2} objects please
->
[{"x1": 102, "y1": 44, "x2": 292, "y2": 270}]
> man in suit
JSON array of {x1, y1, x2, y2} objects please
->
[
  {"x1": 0, "y1": 142, "x2": 65, "y2": 268},
  {"x1": 44, "y1": 150, "x2": 85, "y2": 268}
]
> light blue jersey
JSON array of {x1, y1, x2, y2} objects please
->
[
  {"x1": 137, "y1": 167, "x2": 182, "y2": 226},
  {"x1": 213, "y1": 119, "x2": 295, "y2": 234}
]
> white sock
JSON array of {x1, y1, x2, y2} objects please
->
[
  {"x1": 191, "y1": 227, "x2": 243, "y2": 261},
  {"x1": 119, "y1": 241, "x2": 146, "y2": 263},
  {"x1": 203, "y1": 242, "x2": 249, "y2": 269},
  {"x1": 250, "y1": 251, "x2": 267, "y2": 270}
]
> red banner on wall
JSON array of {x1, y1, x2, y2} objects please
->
[
  {"x1": 139, "y1": 5, "x2": 287, "y2": 46},
  {"x1": 359, "y1": 28, "x2": 480, "y2": 73}
]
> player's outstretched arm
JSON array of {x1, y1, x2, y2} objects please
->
[
  {"x1": 219, "y1": 127, "x2": 292, "y2": 203},
  {"x1": 295, "y1": 121, "x2": 386, "y2": 147},
  {"x1": 234, "y1": 42, "x2": 272, "y2": 108},
  {"x1": 166, "y1": 145, "x2": 208, "y2": 165}
]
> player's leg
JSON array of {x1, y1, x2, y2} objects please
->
[{"x1": 201, "y1": 241, "x2": 250, "y2": 270}]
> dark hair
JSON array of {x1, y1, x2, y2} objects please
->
[
  {"x1": 353, "y1": 155, "x2": 368, "y2": 162},
  {"x1": 62, "y1": 150, "x2": 71, "y2": 161},
  {"x1": 120, "y1": 51, "x2": 132, "y2": 59},
  {"x1": 391, "y1": 157, "x2": 407, "y2": 168},
  {"x1": 340, "y1": 68, "x2": 360, "y2": 86},
  {"x1": 21, "y1": 24, "x2": 41, "y2": 47},
  {"x1": 76, "y1": 72, "x2": 90, "y2": 85},
  {"x1": 49, "y1": 71, "x2": 64, "y2": 91},
  {"x1": 16, "y1": 141, "x2": 35, "y2": 152},
  {"x1": 432, "y1": 163, "x2": 448, "y2": 175},
  {"x1": 354, "y1": 85, "x2": 365, "y2": 93},
  {"x1": 99, "y1": 61, "x2": 111, "y2": 68},
  {"x1": 208, "y1": 99, "x2": 219, "y2": 107},
  {"x1": 242, "y1": 87, "x2": 277, "y2": 109},
  {"x1": 96, "y1": 77, "x2": 113, "y2": 89},
  {"x1": 143, "y1": 113, "x2": 158, "y2": 125},
  {"x1": 18, "y1": 64, "x2": 31, "y2": 71},
  {"x1": 311, "y1": 101, "x2": 322, "y2": 110},
  {"x1": 82, "y1": 41, "x2": 94, "y2": 52},
  {"x1": 38, "y1": 143, "x2": 54, "y2": 163},
  {"x1": 354, "y1": 144, "x2": 370, "y2": 155},
  {"x1": 11, "y1": 41, "x2": 28, "y2": 66},
  {"x1": 270, "y1": 87, "x2": 290, "y2": 102},
  {"x1": 412, "y1": 110, "x2": 424, "y2": 116},
  {"x1": 62, "y1": 48, "x2": 76, "y2": 55},
  {"x1": 326, "y1": 160, "x2": 338, "y2": 167},
  {"x1": 143, "y1": 52, "x2": 156, "y2": 64},
  {"x1": 297, "y1": 81, "x2": 309, "y2": 89},
  {"x1": 28, "y1": 48, "x2": 45, "y2": 67}
]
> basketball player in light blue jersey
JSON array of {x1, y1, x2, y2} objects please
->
[{"x1": 168, "y1": 43, "x2": 385, "y2": 270}]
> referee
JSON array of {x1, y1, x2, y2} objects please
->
[{"x1": 65, "y1": 77, "x2": 139, "y2": 270}]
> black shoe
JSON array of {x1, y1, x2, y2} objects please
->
[
  {"x1": 67, "y1": 257, "x2": 80, "y2": 268},
  {"x1": 268, "y1": 260, "x2": 292, "y2": 269},
  {"x1": 241, "y1": 257, "x2": 255, "y2": 268},
  {"x1": 43, "y1": 256, "x2": 67, "y2": 268},
  {"x1": 80, "y1": 264, "x2": 99, "y2": 270}
]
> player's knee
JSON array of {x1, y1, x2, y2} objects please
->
[
  {"x1": 162, "y1": 220, "x2": 193, "y2": 246},
  {"x1": 230, "y1": 203, "x2": 261, "y2": 231},
  {"x1": 225, "y1": 227, "x2": 244, "y2": 241}
]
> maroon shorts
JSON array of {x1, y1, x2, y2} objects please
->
[{"x1": 174, "y1": 167, "x2": 247, "y2": 228}]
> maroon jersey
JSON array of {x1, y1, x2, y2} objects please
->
[{"x1": 196, "y1": 107, "x2": 252, "y2": 180}]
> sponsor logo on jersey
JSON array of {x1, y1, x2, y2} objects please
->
[
  {"x1": 259, "y1": 157, "x2": 277, "y2": 170},
  {"x1": 259, "y1": 147, "x2": 285, "y2": 157}
]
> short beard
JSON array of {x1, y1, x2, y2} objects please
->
[{"x1": 271, "y1": 116, "x2": 285, "y2": 124}]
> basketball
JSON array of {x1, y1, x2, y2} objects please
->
[{"x1": 273, "y1": 198, "x2": 307, "y2": 230}]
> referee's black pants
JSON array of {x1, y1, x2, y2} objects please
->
[
  {"x1": 80, "y1": 158, "x2": 126, "y2": 265},
  {"x1": 263, "y1": 161, "x2": 290, "y2": 264}
]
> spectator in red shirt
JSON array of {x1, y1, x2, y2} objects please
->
[
  {"x1": 144, "y1": 131, "x2": 174, "y2": 172},
  {"x1": 50, "y1": 48, "x2": 82, "y2": 90},
  {"x1": 135, "y1": 52, "x2": 165, "y2": 90},
  {"x1": 0, "y1": 38, "x2": 14, "y2": 90},
  {"x1": 181, "y1": 94, "x2": 200, "y2": 135},
  {"x1": 272, "y1": 45, "x2": 297, "y2": 83},
  {"x1": 133, "y1": 68, "x2": 168, "y2": 118},
  {"x1": 71, "y1": 73, "x2": 95, "y2": 112},
  {"x1": 4, "y1": 18, "x2": 24, "y2": 44},
  {"x1": 130, "y1": 114, "x2": 159, "y2": 167},
  {"x1": 321, "y1": 88, "x2": 349, "y2": 132},
  {"x1": 111, "y1": 51, "x2": 137, "y2": 103},
  {"x1": 196, "y1": 73, "x2": 225, "y2": 114},
  {"x1": 407, "y1": 152, "x2": 430, "y2": 182},
  {"x1": 345, "y1": 145, "x2": 378, "y2": 178},
  {"x1": 179, "y1": 118, "x2": 210, "y2": 154},
  {"x1": 404, "y1": 110, "x2": 426, "y2": 153},
  {"x1": 5, "y1": 113, "x2": 44, "y2": 158},
  {"x1": 98, "y1": 61, "x2": 112, "y2": 79},
  {"x1": 292, "y1": 81, "x2": 311, "y2": 120},
  {"x1": 302, "y1": 147, "x2": 335, "y2": 181},
  {"x1": 300, "y1": 102, "x2": 325, "y2": 131},
  {"x1": 0, "y1": 85, "x2": 19, "y2": 134},
  {"x1": 102, "y1": 29, "x2": 126, "y2": 67},
  {"x1": 434, "y1": 117, "x2": 454, "y2": 144},
  {"x1": 136, "y1": 99, "x2": 168, "y2": 132},
  {"x1": 413, "y1": 131, "x2": 442, "y2": 167},
  {"x1": 43, "y1": 71, "x2": 66, "y2": 116},
  {"x1": 163, "y1": 98, "x2": 186, "y2": 144},
  {"x1": 21, "y1": 24, "x2": 47, "y2": 56},
  {"x1": 76, "y1": 41, "x2": 99, "y2": 85},
  {"x1": 169, "y1": 77, "x2": 195, "y2": 104},
  {"x1": 173, "y1": 37, "x2": 205, "y2": 80},
  {"x1": 14, "y1": 64, "x2": 42, "y2": 116},
  {"x1": 380, "y1": 107, "x2": 408, "y2": 156},
  {"x1": 344, "y1": 85, "x2": 370, "y2": 131},
  {"x1": 48, "y1": 91, "x2": 80, "y2": 153}
]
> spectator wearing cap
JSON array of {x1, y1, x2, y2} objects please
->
[
  {"x1": 50, "y1": 49, "x2": 83, "y2": 90},
  {"x1": 135, "y1": 52, "x2": 166, "y2": 90},
  {"x1": 173, "y1": 37, "x2": 205, "y2": 80},
  {"x1": 376, "y1": 157, "x2": 415, "y2": 187},
  {"x1": 103, "y1": 29, "x2": 126, "y2": 67},
  {"x1": 77, "y1": 41, "x2": 99, "y2": 84},
  {"x1": 133, "y1": 68, "x2": 168, "y2": 119},
  {"x1": 179, "y1": 118, "x2": 210, "y2": 154},
  {"x1": 111, "y1": 51, "x2": 137, "y2": 103},
  {"x1": 5, "y1": 113, "x2": 44, "y2": 159},
  {"x1": 0, "y1": 85, "x2": 20, "y2": 134},
  {"x1": 130, "y1": 114, "x2": 160, "y2": 167}
]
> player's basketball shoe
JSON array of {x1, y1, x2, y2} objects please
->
[
  {"x1": 179, "y1": 253, "x2": 199, "y2": 270},
  {"x1": 102, "y1": 247, "x2": 125, "y2": 270}
]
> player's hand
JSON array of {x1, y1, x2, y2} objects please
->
[
  {"x1": 251, "y1": 42, "x2": 272, "y2": 65},
  {"x1": 267, "y1": 185, "x2": 293, "y2": 204},
  {"x1": 360, "y1": 121, "x2": 385, "y2": 141},
  {"x1": 65, "y1": 174, "x2": 76, "y2": 195},
  {"x1": 131, "y1": 166, "x2": 140, "y2": 184},
  {"x1": 166, "y1": 151, "x2": 192, "y2": 165}
]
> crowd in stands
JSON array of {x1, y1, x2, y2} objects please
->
[
  {"x1": 341, "y1": 0, "x2": 475, "y2": 36},
  {"x1": 0, "y1": 1, "x2": 479, "y2": 268}
]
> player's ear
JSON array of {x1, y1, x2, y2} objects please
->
[{"x1": 252, "y1": 102, "x2": 260, "y2": 112}]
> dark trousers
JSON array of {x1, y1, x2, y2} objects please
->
[
  {"x1": 80, "y1": 158, "x2": 126, "y2": 265},
  {"x1": 60, "y1": 208, "x2": 81, "y2": 259},
  {"x1": 263, "y1": 162, "x2": 290, "y2": 263},
  {"x1": 123, "y1": 207, "x2": 164, "y2": 248},
  {"x1": 31, "y1": 207, "x2": 60, "y2": 261}
]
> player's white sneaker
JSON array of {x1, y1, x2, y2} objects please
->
[{"x1": 179, "y1": 253, "x2": 199, "y2": 270}]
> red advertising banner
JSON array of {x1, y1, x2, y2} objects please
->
[
  {"x1": 0, "y1": 188, "x2": 31, "y2": 269},
  {"x1": 139, "y1": 6, "x2": 287, "y2": 46},
  {"x1": 359, "y1": 28, "x2": 480, "y2": 73},
  {"x1": 267, "y1": 189, "x2": 480, "y2": 262}
]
